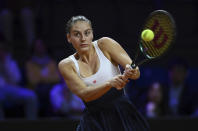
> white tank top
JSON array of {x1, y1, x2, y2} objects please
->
[{"x1": 69, "y1": 40, "x2": 121, "y2": 87}]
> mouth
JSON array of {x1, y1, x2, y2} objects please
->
[{"x1": 80, "y1": 44, "x2": 89, "y2": 47}]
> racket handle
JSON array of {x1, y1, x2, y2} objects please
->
[
  {"x1": 123, "y1": 64, "x2": 136, "y2": 80},
  {"x1": 131, "y1": 64, "x2": 136, "y2": 69},
  {"x1": 132, "y1": 59, "x2": 149, "y2": 69}
]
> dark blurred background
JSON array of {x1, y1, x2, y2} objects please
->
[
  {"x1": 2, "y1": 0, "x2": 198, "y2": 67},
  {"x1": 0, "y1": 0, "x2": 198, "y2": 130}
]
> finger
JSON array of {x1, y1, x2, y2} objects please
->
[
  {"x1": 124, "y1": 69, "x2": 133, "y2": 75},
  {"x1": 119, "y1": 75, "x2": 128, "y2": 83},
  {"x1": 131, "y1": 68, "x2": 137, "y2": 73},
  {"x1": 135, "y1": 66, "x2": 139, "y2": 70},
  {"x1": 116, "y1": 77, "x2": 125, "y2": 87},
  {"x1": 133, "y1": 67, "x2": 139, "y2": 73},
  {"x1": 116, "y1": 76, "x2": 127, "y2": 87},
  {"x1": 114, "y1": 85, "x2": 123, "y2": 90},
  {"x1": 125, "y1": 72, "x2": 134, "y2": 78},
  {"x1": 121, "y1": 75, "x2": 128, "y2": 82},
  {"x1": 115, "y1": 86, "x2": 122, "y2": 90},
  {"x1": 125, "y1": 64, "x2": 132, "y2": 69},
  {"x1": 117, "y1": 87, "x2": 123, "y2": 90},
  {"x1": 113, "y1": 77, "x2": 122, "y2": 87}
]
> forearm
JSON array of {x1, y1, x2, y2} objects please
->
[
  {"x1": 59, "y1": 59, "x2": 118, "y2": 103},
  {"x1": 78, "y1": 82, "x2": 112, "y2": 102},
  {"x1": 67, "y1": 75, "x2": 127, "y2": 102},
  {"x1": 99, "y1": 37, "x2": 132, "y2": 69}
]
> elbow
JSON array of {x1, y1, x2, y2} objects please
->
[
  {"x1": 78, "y1": 92, "x2": 90, "y2": 102},
  {"x1": 77, "y1": 89, "x2": 92, "y2": 102},
  {"x1": 82, "y1": 97, "x2": 93, "y2": 102},
  {"x1": 80, "y1": 97, "x2": 89, "y2": 102}
]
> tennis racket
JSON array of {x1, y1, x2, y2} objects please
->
[{"x1": 131, "y1": 10, "x2": 176, "y2": 68}]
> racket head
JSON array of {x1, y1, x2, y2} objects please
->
[{"x1": 139, "y1": 10, "x2": 176, "y2": 61}]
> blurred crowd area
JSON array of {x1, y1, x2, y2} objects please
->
[{"x1": 0, "y1": 0, "x2": 198, "y2": 120}]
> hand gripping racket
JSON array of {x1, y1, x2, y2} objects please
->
[{"x1": 131, "y1": 10, "x2": 176, "y2": 68}]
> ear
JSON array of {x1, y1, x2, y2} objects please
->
[{"x1": 66, "y1": 33, "x2": 71, "y2": 43}]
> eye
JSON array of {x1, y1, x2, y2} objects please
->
[
  {"x1": 73, "y1": 32, "x2": 81, "y2": 37},
  {"x1": 85, "y1": 30, "x2": 91, "y2": 36}
]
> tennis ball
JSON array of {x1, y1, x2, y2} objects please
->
[{"x1": 141, "y1": 29, "x2": 154, "y2": 41}]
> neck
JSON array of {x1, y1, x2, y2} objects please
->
[{"x1": 76, "y1": 45, "x2": 95, "y2": 64}]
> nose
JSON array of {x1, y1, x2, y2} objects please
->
[{"x1": 81, "y1": 34, "x2": 86, "y2": 41}]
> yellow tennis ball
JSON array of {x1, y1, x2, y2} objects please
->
[{"x1": 141, "y1": 29, "x2": 154, "y2": 41}]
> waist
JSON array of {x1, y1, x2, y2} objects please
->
[{"x1": 84, "y1": 88, "x2": 125, "y2": 111}]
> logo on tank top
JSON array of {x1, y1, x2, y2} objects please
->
[{"x1": 93, "y1": 80, "x2": 96, "y2": 84}]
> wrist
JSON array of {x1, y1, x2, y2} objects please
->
[{"x1": 106, "y1": 81, "x2": 112, "y2": 88}]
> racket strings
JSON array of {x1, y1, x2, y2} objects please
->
[
  {"x1": 142, "y1": 41, "x2": 161, "y2": 57},
  {"x1": 134, "y1": 10, "x2": 176, "y2": 67},
  {"x1": 141, "y1": 11, "x2": 175, "y2": 58}
]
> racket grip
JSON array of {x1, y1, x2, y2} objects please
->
[
  {"x1": 123, "y1": 64, "x2": 133, "y2": 80},
  {"x1": 131, "y1": 64, "x2": 136, "y2": 69},
  {"x1": 124, "y1": 64, "x2": 140, "y2": 80}
]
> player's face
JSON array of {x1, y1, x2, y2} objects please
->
[{"x1": 67, "y1": 21, "x2": 93, "y2": 53}]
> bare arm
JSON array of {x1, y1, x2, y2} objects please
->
[
  {"x1": 98, "y1": 37, "x2": 132, "y2": 68},
  {"x1": 98, "y1": 37, "x2": 140, "y2": 80},
  {"x1": 58, "y1": 59, "x2": 127, "y2": 102}
]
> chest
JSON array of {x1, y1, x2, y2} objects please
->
[{"x1": 78, "y1": 56, "x2": 100, "y2": 78}]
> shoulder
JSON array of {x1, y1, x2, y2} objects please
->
[
  {"x1": 98, "y1": 37, "x2": 116, "y2": 47},
  {"x1": 98, "y1": 37, "x2": 114, "y2": 42},
  {"x1": 97, "y1": 37, "x2": 118, "y2": 51},
  {"x1": 58, "y1": 57, "x2": 76, "y2": 74},
  {"x1": 58, "y1": 57, "x2": 74, "y2": 69}
]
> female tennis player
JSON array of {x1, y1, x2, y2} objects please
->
[{"x1": 58, "y1": 15, "x2": 149, "y2": 131}]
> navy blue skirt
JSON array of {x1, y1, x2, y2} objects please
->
[{"x1": 76, "y1": 88, "x2": 150, "y2": 131}]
